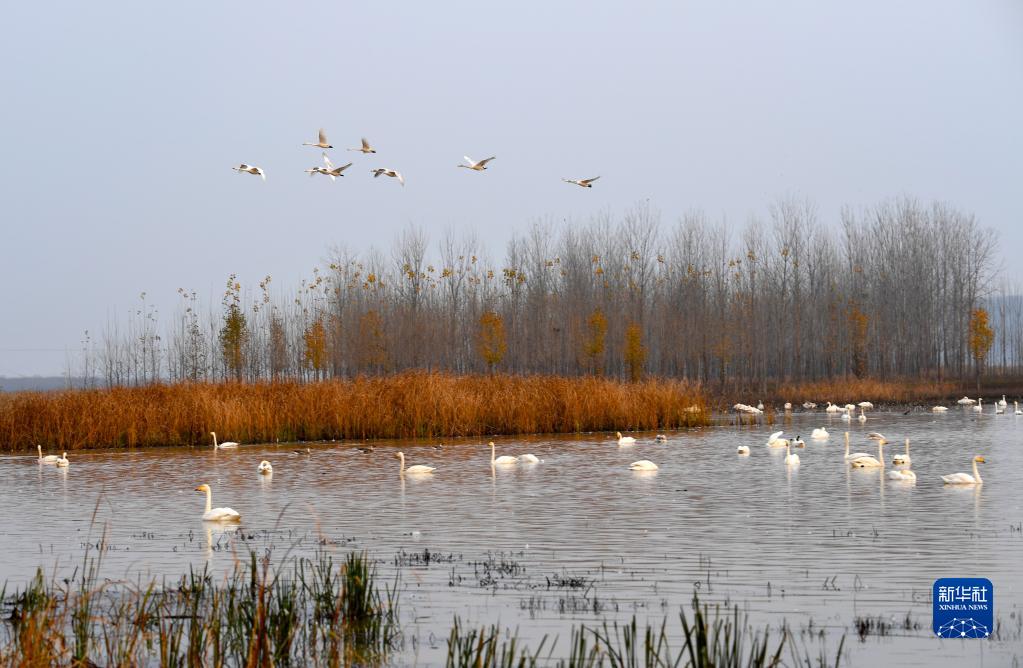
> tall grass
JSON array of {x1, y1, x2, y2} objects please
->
[
  {"x1": 713, "y1": 377, "x2": 959, "y2": 408},
  {"x1": 0, "y1": 371, "x2": 708, "y2": 452}
]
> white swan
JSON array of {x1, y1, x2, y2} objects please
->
[
  {"x1": 957, "y1": 396, "x2": 976, "y2": 405},
  {"x1": 941, "y1": 456, "x2": 985, "y2": 485},
  {"x1": 825, "y1": 401, "x2": 841, "y2": 413},
  {"x1": 756, "y1": 401, "x2": 764, "y2": 411},
  {"x1": 766, "y1": 430, "x2": 787, "y2": 447},
  {"x1": 37, "y1": 445, "x2": 60, "y2": 463},
  {"x1": 791, "y1": 436, "x2": 805, "y2": 447},
  {"x1": 1016, "y1": 401, "x2": 1022, "y2": 415},
  {"x1": 887, "y1": 469, "x2": 916, "y2": 481},
  {"x1": 195, "y1": 484, "x2": 241, "y2": 522},
  {"x1": 972, "y1": 398, "x2": 983, "y2": 413},
  {"x1": 519, "y1": 453, "x2": 542, "y2": 463},
  {"x1": 210, "y1": 432, "x2": 239, "y2": 449},
  {"x1": 857, "y1": 408, "x2": 867, "y2": 423},
  {"x1": 932, "y1": 406, "x2": 948, "y2": 412},
  {"x1": 397, "y1": 451, "x2": 435, "y2": 474},
  {"x1": 784, "y1": 442, "x2": 800, "y2": 466},
  {"x1": 617, "y1": 431, "x2": 637, "y2": 446},
  {"x1": 490, "y1": 442, "x2": 518, "y2": 465},
  {"x1": 892, "y1": 438, "x2": 911, "y2": 466},
  {"x1": 849, "y1": 438, "x2": 885, "y2": 468},
  {"x1": 840, "y1": 408, "x2": 852, "y2": 421},
  {"x1": 811, "y1": 428, "x2": 829, "y2": 439},
  {"x1": 629, "y1": 460, "x2": 658, "y2": 471},
  {"x1": 737, "y1": 445, "x2": 750, "y2": 455},
  {"x1": 348, "y1": 137, "x2": 377, "y2": 154},
  {"x1": 258, "y1": 460, "x2": 273, "y2": 475},
  {"x1": 654, "y1": 434, "x2": 668, "y2": 443},
  {"x1": 563, "y1": 176, "x2": 600, "y2": 188},
  {"x1": 371, "y1": 168, "x2": 404, "y2": 186},
  {"x1": 997, "y1": 395, "x2": 1007, "y2": 408},
  {"x1": 858, "y1": 401, "x2": 874, "y2": 409},
  {"x1": 232, "y1": 164, "x2": 265, "y2": 180},
  {"x1": 783, "y1": 402, "x2": 792, "y2": 410},
  {"x1": 306, "y1": 153, "x2": 352, "y2": 180},
  {"x1": 996, "y1": 403, "x2": 1005, "y2": 415},
  {"x1": 302, "y1": 128, "x2": 333, "y2": 149},
  {"x1": 843, "y1": 432, "x2": 872, "y2": 461},
  {"x1": 55, "y1": 452, "x2": 69, "y2": 468},
  {"x1": 458, "y1": 155, "x2": 496, "y2": 171},
  {"x1": 802, "y1": 401, "x2": 817, "y2": 409}
]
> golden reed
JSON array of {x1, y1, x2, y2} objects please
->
[{"x1": 0, "y1": 372, "x2": 708, "y2": 452}]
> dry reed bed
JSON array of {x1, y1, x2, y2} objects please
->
[
  {"x1": 0, "y1": 372, "x2": 707, "y2": 452},
  {"x1": 713, "y1": 377, "x2": 960, "y2": 408}
]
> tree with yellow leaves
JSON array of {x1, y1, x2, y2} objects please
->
[
  {"x1": 969, "y1": 307, "x2": 995, "y2": 393},
  {"x1": 478, "y1": 310, "x2": 506, "y2": 374},
  {"x1": 584, "y1": 308, "x2": 607, "y2": 375},
  {"x1": 624, "y1": 322, "x2": 646, "y2": 382}
]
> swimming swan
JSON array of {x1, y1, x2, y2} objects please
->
[
  {"x1": 972, "y1": 398, "x2": 983, "y2": 413},
  {"x1": 825, "y1": 401, "x2": 841, "y2": 413},
  {"x1": 737, "y1": 444, "x2": 750, "y2": 455},
  {"x1": 210, "y1": 432, "x2": 239, "y2": 449},
  {"x1": 55, "y1": 452, "x2": 69, "y2": 468},
  {"x1": 843, "y1": 432, "x2": 872, "y2": 461},
  {"x1": 520, "y1": 453, "x2": 542, "y2": 463},
  {"x1": 784, "y1": 442, "x2": 800, "y2": 466},
  {"x1": 490, "y1": 441, "x2": 518, "y2": 465},
  {"x1": 397, "y1": 451, "x2": 435, "y2": 474},
  {"x1": 811, "y1": 428, "x2": 829, "y2": 439},
  {"x1": 892, "y1": 439, "x2": 911, "y2": 466},
  {"x1": 654, "y1": 434, "x2": 668, "y2": 443},
  {"x1": 194, "y1": 484, "x2": 241, "y2": 522},
  {"x1": 849, "y1": 438, "x2": 884, "y2": 468},
  {"x1": 932, "y1": 406, "x2": 948, "y2": 412},
  {"x1": 616, "y1": 432, "x2": 636, "y2": 446},
  {"x1": 37, "y1": 445, "x2": 60, "y2": 463},
  {"x1": 766, "y1": 430, "x2": 787, "y2": 447},
  {"x1": 941, "y1": 456, "x2": 985, "y2": 485},
  {"x1": 258, "y1": 460, "x2": 273, "y2": 474},
  {"x1": 629, "y1": 460, "x2": 658, "y2": 471},
  {"x1": 957, "y1": 396, "x2": 976, "y2": 405}
]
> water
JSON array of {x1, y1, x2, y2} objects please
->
[{"x1": 4, "y1": 409, "x2": 1022, "y2": 666}]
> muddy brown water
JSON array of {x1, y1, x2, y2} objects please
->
[{"x1": 4, "y1": 408, "x2": 1021, "y2": 665}]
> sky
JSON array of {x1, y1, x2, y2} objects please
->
[{"x1": 1, "y1": 1, "x2": 1021, "y2": 376}]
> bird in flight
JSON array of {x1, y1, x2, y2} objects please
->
[
  {"x1": 563, "y1": 176, "x2": 600, "y2": 188},
  {"x1": 371, "y1": 168, "x2": 404, "y2": 186},
  {"x1": 306, "y1": 153, "x2": 352, "y2": 181},
  {"x1": 232, "y1": 164, "x2": 266, "y2": 180},
  {"x1": 349, "y1": 138, "x2": 377, "y2": 154},
  {"x1": 458, "y1": 156, "x2": 496, "y2": 171},
  {"x1": 302, "y1": 128, "x2": 333, "y2": 149}
]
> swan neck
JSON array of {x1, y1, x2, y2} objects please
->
[
  {"x1": 973, "y1": 460, "x2": 981, "y2": 483},
  {"x1": 398, "y1": 452, "x2": 405, "y2": 473},
  {"x1": 211, "y1": 432, "x2": 217, "y2": 448},
  {"x1": 491, "y1": 442, "x2": 495, "y2": 465},
  {"x1": 878, "y1": 441, "x2": 885, "y2": 467},
  {"x1": 204, "y1": 488, "x2": 212, "y2": 513}
]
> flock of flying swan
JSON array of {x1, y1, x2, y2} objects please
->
[
  {"x1": 32, "y1": 397, "x2": 1009, "y2": 523},
  {"x1": 231, "y1": 128, "x2": 599, "y2": 189}
]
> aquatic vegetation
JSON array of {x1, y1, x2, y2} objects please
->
[{"x1": 0, "y1": 372, "x2": 708, "y2": 452}]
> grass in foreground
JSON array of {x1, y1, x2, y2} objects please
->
[{"x1": 0, "y1": 372, "x2": 709, "y2": 452}]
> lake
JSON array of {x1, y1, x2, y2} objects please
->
[{"x1": 4, "y1": 407, "x2": 1021, "y2": 666}]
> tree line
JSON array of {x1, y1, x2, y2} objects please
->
[{"x1": 77, "y1": 196, "x2": 1015, "y2": 391}]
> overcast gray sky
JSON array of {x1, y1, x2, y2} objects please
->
[{"x1": 1, "y1": 1, "x2": 1021, "y2": 376}]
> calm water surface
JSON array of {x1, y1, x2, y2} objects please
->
[{"x1": 3, "y1": 409, "x2": 1021, "y2": 666}]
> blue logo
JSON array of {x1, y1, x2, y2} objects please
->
[{"x1": 933, "y1": 578, "x2": 993, "y2": 638}]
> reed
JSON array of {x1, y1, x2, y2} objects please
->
[
  {"x1": 714, "y1": 377, "x2": 959, "y2": 409},
  {"x1": 0, "y1": 372, "x2": 708, "y2": 452}
]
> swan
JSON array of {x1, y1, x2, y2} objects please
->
[
  {"x1": 849, "y1": 439, "x2": 885, "y2": 468},
  {"x1": 784, "y1": 441, "x2": 800, "y2": 466},
  {"x1": 766, "y1": 430, "x2": 787, "y2": 447},
  {"x1": 857, "y1": 408, "x2": 867, "y2": 423},
  {"x1": 654, "y1": 434, "x2": 668, "y2": 443},
  {"x1": 232, "y1": 164, "x2": 265, "y2": 180},
  {"x1": 843, "y1": 432, "x2": 873, "y2": 461},
  {"x1": 997, "y1": 395, "x2": 1008, "y2": 408},
  {"x1": 348, "y1": 137, "x2": 377, "y2": 154},
  {"x1": 302, "y1": 128, "x2": 333, "y2": 149},
  {"x1": 210, "y1": 432, "x2": 239, "y2": 449},
  {"x1": 490, "y1": 441, "x2": 518, "y2": 465},
  {"x1": 616, "y1": 431, "x2": 636, "y2": 446},
  {"x1": 563, "y1": 176, "x2": 600, "y2": 188},
  {"x1": 1016, "y1": 401, "x2": 1022, "y2": 415},
  {"x1": 783, "y1": 402, "x2": 792, "y2": 410},
  {"x1": 996, "y1": 403, "x2": 1005, "y2": 415},
  {"x1": 941, "y1": 456, "x2": 985, "y2": 485},
  {"x1": 55, "y1": 452, "x2": 69, "y2": 468},
  {"x1": 258, "y1": 460, "x2": 273, "y2": 475},
  {"x1": 858, "y1": 401, "x2": 874, "y2": 409},
  {"x1": 957, "y1": 396, "x2": 976, "y2": 405},
  {"x1": 792, "y1": 436, "x2": 805, "y2": 447},
  {"x1": 737, "y1": 444, "x2": 750, "y2": 455},
  {"x1": 756, "y1": 401, "x2": 764, "y2": 411},
  {"x1": 811, "y1": 428, "x2": 829, "y2": 439},
  {"x1": 371, "y1": 168, "x2": 404, "y2": 186},
  {"x1": 972, "y1": 398, "x2": 983, "y2": 413},
  {"x1": 892, "y1": 438, "x2": 911, "y2": 466},
  {"x1": 194, "y1": 484, "x2": 241, "y2": 522},
  {"x1": 519, "y1": 453, "x2": 542, "y2": 463},
  {"x1": 802, "y1": 402, "x2": 817, "y2": 409},
  {"x1": 458, "y1": 156, "x2": 496, "y2": 171},
  {"x1": 397, "y1": 451, "x2": 435, "y2": 474},
  {"x1": 844, "y1": 403, "x2": 856, "y2": 411},
  {"x1": 887, "y1": 469, "x2": 916, "y2": 481},
  {"x1": 629, "y1": 460, "x2": 658, "y2": 471},
  {"x1": 825, "y1": 401, "x2": 841, "y2": 413},
  {"x1": 37, "y1": 445, "x2": 60, "y2": 463},
  {"x1": 306, "y1": 153, "x2": 353, "y2": 181},
  {"x1": 840, "y1": 408, "x2": 852, "y2": 421},
  {"x1": 932, "y1": 406, "x2": 948, "y2": 412}
]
